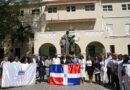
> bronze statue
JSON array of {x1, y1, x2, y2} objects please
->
[
  {"x1": 69, "y1": 35, "x2": 75, "y2": 54},
  {"x1": 60, "y1": 36, "x2": 66, "y2": 54},
  {"x1": 60, "y1": 31, "x2": 75, "y2": 55}
]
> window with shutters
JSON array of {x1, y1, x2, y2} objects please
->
[
  {"x1": 66, "y1": 6, "x2": 76, "y2": 12},
  {"x1": 122, "y1": 4, "x2": 130, "y2": 10},
  {"x1": 103, "y1": 5, "x2": 113, "y2": 11},
  {"x1": 85, "y1": 5, "x2": 95, "y2": 11},
  {"x1": 48, "y1": 7, "x2": 57, "y2": 13},
  {"x1": 32, "y1": 9, "x2": 40, "y2": 15}
]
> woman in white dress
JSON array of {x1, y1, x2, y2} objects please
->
[{"x1": 79, "y1": 55, "x2": 86, "y2": 83}]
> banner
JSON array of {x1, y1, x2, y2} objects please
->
[
  {"x1": 49, "y1": 64, "x2": 80, "y2": 85},
  {"x1": 2, "y1": 62, "x2": 36, "y2": 87}
]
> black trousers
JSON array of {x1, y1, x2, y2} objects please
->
[
  {"x1": 111, "y1": 73, "x2": 120, "y2": 90},
  {"x1": 0, "y1": 67, "x2": 2, "y2": 76},
  {"x1": 39, "y1": 67, "x2": 45, "y2": 82},
  {"x1": 95, "y1": 73, "x2": 101, "y2": 84},
  {"x1": 107, "y1": 67, "x2": 112, "y2": 84},
  {"x1": 39, "y1": 71, "x2": 45, "y2": 81}
]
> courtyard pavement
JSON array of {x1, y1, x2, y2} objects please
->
[{"x1": 1, "y1": 81, "x2": 111, "y2": 90}]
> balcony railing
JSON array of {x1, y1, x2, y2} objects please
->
[
  {"x1": 43, "y1": 0, "x2": 97, "y2": 5},
  {"x1": 35, "y1": 30, "x2": 130, "y2": 40},
  {"x1": 46, "y1": 18, "x2": 96, "y2": 24},
  {"x1": 35, "y1": 30, "x2": 105, "y2": 39}
]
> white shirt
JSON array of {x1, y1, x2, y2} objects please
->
[
  {"x1": 79, "y1": 59, "x2": 86, "y2": 69},
  {"x1": 45, "y1": 59, "x2": 51, "y2": 67},
  {"x1": 52, "y1": 57, "x2": 61, "y2": 64},
  {"x1": 100, "y1": 61, "x2": 105, "y2": 71},
  {"x1": 80, "y1": 59, "x2": 86, "y2": 77},
  {"x1": 0, "y1": 61, "x2": 10, "y2": 67},
  {"x1": 12, "y1": 61, "x2": 21, "y2": 64},
  {"x1": 63, "y1": 59, "x2": 66, "y2": 63},
  {"x1": 32, "y1": 58, "x2": 36, "y2": 64},
  {"x1": 42, "y1": 61, "x2": 44, "y2": 65},
  {"x1": 86, "y1": 60, "x2": 92, "y2": 67},
  {"x1": 105, "y1": 56, "x2": 112, "y2": 68},
  {"x1": 12, "y1": 61, "x2": 22, "y2": 75}
]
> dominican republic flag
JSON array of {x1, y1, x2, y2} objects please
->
[{"x1": 49, "y1": 64, "x2": 80, "y2": 85}]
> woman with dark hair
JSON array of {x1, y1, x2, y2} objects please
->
[
  {"x1": 122, "y1": 54, "x2": 130, "y2": 90},
  {"x1": 122, "y1": 55, "x2": 129, "y2": 64},
  {"x1": 94, "y1": 56, "x2": 101, "y2": 84},
  {"x1": 61, "y1": 55, "x2": 67, "y2": 64},
  {"x1": 122, "y1": 54, "x2": 129, "y2": 78},
  {"x1": 86, "y1": 56, "x2": 94, "y2": 83},
  {"x1": 66, "y1": 55, "x2": 72, "y2": 64},
  {"x1": 24, "y1": 57, "x2": 29, "y2": 64}
]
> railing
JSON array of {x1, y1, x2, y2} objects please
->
[
  {"x1": 35, "y1": 30, "x2": 104, "y2": 39},
  {"x1": 35, "y1": 30, "x2": 130, "y2": 39},
  {"x1": 85, "y1": 31, "x2": 104, "y2": 36},
  {"x1": 44, "y1": 0, "x2": 97, "y2": 5}
]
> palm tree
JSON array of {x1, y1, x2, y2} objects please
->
[{"x1": 11, "y1": 23, "x2": 34, "y2": 57}]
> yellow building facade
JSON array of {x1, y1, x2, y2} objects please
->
[{"x1": 20, "y1": 0, "x2": 130, "y2": 57}]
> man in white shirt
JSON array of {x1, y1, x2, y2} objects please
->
[
  {"x1": 12, "y1": 56, "x2": 21, "y2": 64},
  {"x1": 0, "y1": 56, "x2": 10, "y2": 67},
  {"x1": 0, "y1": 56, "x2": 10, "y2": 79},
  {"x1": 104, "y1": 53, "x2": 112, "y2": 85},
  {"x1": 111, "y1": 54, "x2": 120, "y2": 90},
  {"x1": 45, "y1": 57, "x2": 52, "y2": 82},
  {"x1": 52, "y1": 55, "x2": 61, "y2": 65}
]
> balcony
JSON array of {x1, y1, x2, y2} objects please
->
[
  {"x1": 46, "y1": 18, "x2": 96, "y2": 24},
  {"x1": 35, "y1": 30, "x2": 105, "y2": 40},
  {"x1": 85, "y1": 31, "x2": 104, "y2": 36}
]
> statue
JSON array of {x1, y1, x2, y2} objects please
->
[
  {"x1": 60, "y1": 37, "x2": 66, "y2": 54},
  {"x1": 60, "y1": 31, "x2": 75, "y2": 55},
  {"x1": 69, "y1": 35, "x2": 75, "y2": 55}
]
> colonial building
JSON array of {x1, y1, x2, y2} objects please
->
[{"x1": 2, "y1": 0, "x2": 129, "y2": 58}]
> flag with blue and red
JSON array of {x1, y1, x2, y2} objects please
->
[{"x1": 49, "y1": 64, "x2": 80, "y2": 85}]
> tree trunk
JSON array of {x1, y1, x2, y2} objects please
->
[{"x1": 4, "y1": 35, "x2": 13, "y2": 59}]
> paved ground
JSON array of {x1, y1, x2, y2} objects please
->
[{"x1": 1, "y1": 82, "x2": 111, "y2": 90}]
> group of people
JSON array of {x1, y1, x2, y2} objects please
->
[
  {"x1": 37, "y1": 53, "x2": 130, "y2": 90},
  {"x1": 85, "y1": 53, "x2": 130, "y2": 90},
  {"x1": 0, "y1": 53, "x2": 130, "y2": 90}
]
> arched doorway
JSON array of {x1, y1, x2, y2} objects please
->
[
  {"x1": 86, "y1": 41, "x2": 105, "y2": 57},
  {"x1": 75, "y1": 44, "x2": 81, "y2": 57},
  {"x1": 39, "y1": 43, "x2": 57, "y2": 58}
]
